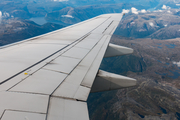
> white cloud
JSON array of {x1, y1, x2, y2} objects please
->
[
  {"x1": 131, "y1": 7, "x2": 138, "y2": 14},
  {"x1": 140, "y1": 9, "x2": 147, "y2": 13},
  {"x1": 0, "y1": 11, "x2": 2, "y2": 23},
  {"x1": 176, "y1": 4, "x2": 180, "y2": 6},
  {"x1": 149, "y1": 22, "x2": 154, "y2": 27},
  {"x1": 162, "y1": 5, "x2": 167, "y2": 9},
  {"x1": 122, "y1": 9, "x2": 130, "y2": 14},
  {"x1": 0, "y1": 11, "x2": 11, "y2": 23},
  {"x1": 130, "y1": 7, "x2": 147, "y2": 14},
  {"x1": 0, "y1": 11, "x2": 2, "y2": 18},
  {"x1": 3, "y1": 12, "x2": 10, "y2": 17},
  {"x1": 61, "y1": 15, "x2": 74, "y2": 18},
  {"x1": 167, "y1": 10, "x2": 172, "y2": 13},
  {"x1": 164, "y1": 24, "x2": 168, "y2": 27},
  {"x1": 153, "y1": 10, "x2": 163, "y2": 12},
  {"x1": 162, "y1": 5, "x2": 171, "y2": 10}
]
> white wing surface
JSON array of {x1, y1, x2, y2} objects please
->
[{"x1": 0, "y1": 13, "x2": 136, "y2": 120}]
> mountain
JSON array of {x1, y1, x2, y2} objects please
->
[
  {"x1": 0, "y1": 0, "x2": 66, "y2": 19},
  {"x1": 149, "y1": 25, "x2": 180, "y2": 39},
  {"x1": 88, "y1": 35, "x2": 180, "y2": 120},
  {"x1": 0, "y1": 18, "x2": 64, "y2": 46},
  {"x1": 45, "y1": 3, "x2": 147, "y2": 25},
  {"x1": 155, "y1": 0, "x2": 180, "y2": 10},
  {"x1": 1, "y1": 1, "x2": 180, "y2": 119},
  {"x1": 56, "y1": 0, "x2": 159, "y2": 8},
  {"x1": 114, "y1": 9, "x2": 180, "y2": 39}
]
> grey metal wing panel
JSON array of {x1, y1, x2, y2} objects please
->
[{"x1": 0, "y1": 13, "x2": 123, "y2": 120}]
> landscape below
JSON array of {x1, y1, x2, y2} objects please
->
[{"x1": 0, "y1": 0, "x2": 180, "y2": 119}]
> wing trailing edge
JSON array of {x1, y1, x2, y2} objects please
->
[{"x1": 91, "y1": 43, "x2": 136, "y2": 93}]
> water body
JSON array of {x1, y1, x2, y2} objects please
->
[
  {"x1": 159, "y1": 106, "x2": 167, "y2": 114},
  {"x1": 165, "y1": 44, "x2": 176, "y2": 48},
  {"x1": 29, "y1": 17, "x2": 47, "y2": 25},
  {"x1": 169, "y1": 70, "x2": 180, "y2": 79},
  {"x1": 157, "y1": 60, "x2": 162, "y2": 63},
  {"x1": 158, "y1": 46, "x2": 162, "y2": 49}
]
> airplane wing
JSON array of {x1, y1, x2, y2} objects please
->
[{"x1": 0, "y1": 13, "x2": 136, "y2": 120}]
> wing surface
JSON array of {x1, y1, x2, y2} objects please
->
[{"x1": 0, "y1": 13, "x2": 136, "y2": 120}]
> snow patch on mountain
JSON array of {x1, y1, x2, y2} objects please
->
[
  {"x1": 149, "y1": 22, "x2": 154, "y2": 27},
  {"x1": 61, "y1": 15, "x2": 74, "y2": 18},
  {"x1": 173, "y1": 61, "x2": 180, "y2": 67}
]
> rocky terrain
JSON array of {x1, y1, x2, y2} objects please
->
[
  {"x1": 115, "y1": 9, "x2": 180, "y2": 39},
  {"x1": 0, "y1": 1, "x2": 180, "y2": 119},
  {"x1": 0, "y1": 0, "x2": 66, "y2": 18},
  {"x1": 0, "y1": 18, "x2": 64, "y2": 46},
  {"x1": 88, "y1": 35, "x2": 180, "y2": 120},
  {"x1": 45, "y1": 3, "x2": 146, "y2": 25}
]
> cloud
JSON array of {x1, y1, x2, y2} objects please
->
[
  {"x1": 122, "y1": 9, "x2": 130, "y2": 14},
  {"x1": 0, "y1": 11, "x2": 2, "y2": 23},
  {"x1": 130, "y1": 7, "x2": 147, "y2": 14},
  {"x1": 0, "y1": 11, "x2": 2, "y2": 17},
  {"x1": 3, "y1": 12, "x2": 10, "y2": 17},
  {"x1": 131, "y1": 7, "x2": 138, "y2": 14},
  {"x1": 162, "y1": 5, "x2": 167, "y2": 9},
  {"x1": 162, "y1": 5, "x2": 171, "y2": 10},
  {"x1": 0, "y1": 11, "x2": 11, "y2": 23},
  {"x1": 167, "y1": 10, "x2": 172, "y2": 13},
  {"x1": 153, "y1": 10, "x2": 163, "y2": 12},
  {"x1": 140, "y1": 9, "x2": 146, "y2": 13}
]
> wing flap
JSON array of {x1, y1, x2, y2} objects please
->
[
  {"x1": 52, "y1": 35, "x2": 110, "y2": 101},
  {"x1": 47, "y1": 97, "x2": 89, "y2": 120},
  {"x1": 0, "y1": 92, "x2": 49, "y2": 114},
  {"x1": 9, "y1": 69, "x2": 67, "y2": 95},
  {"x1": 1, "y1": 110, "x2": 46, "y2": 120},
  {"x1": 80, "y1": 35, "x2": 111, "y2": 88}
]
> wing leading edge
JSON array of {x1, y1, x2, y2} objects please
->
[{"x1": 0, "y1": 13, "x2": 136, "y2": 120}]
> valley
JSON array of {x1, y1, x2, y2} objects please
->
[
  {"x1": 88, "y1": 36, "x2": 180, "y2": 120},
  {"x1": 0, "y1": 0, "x2": 180, "y2": 119}
]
